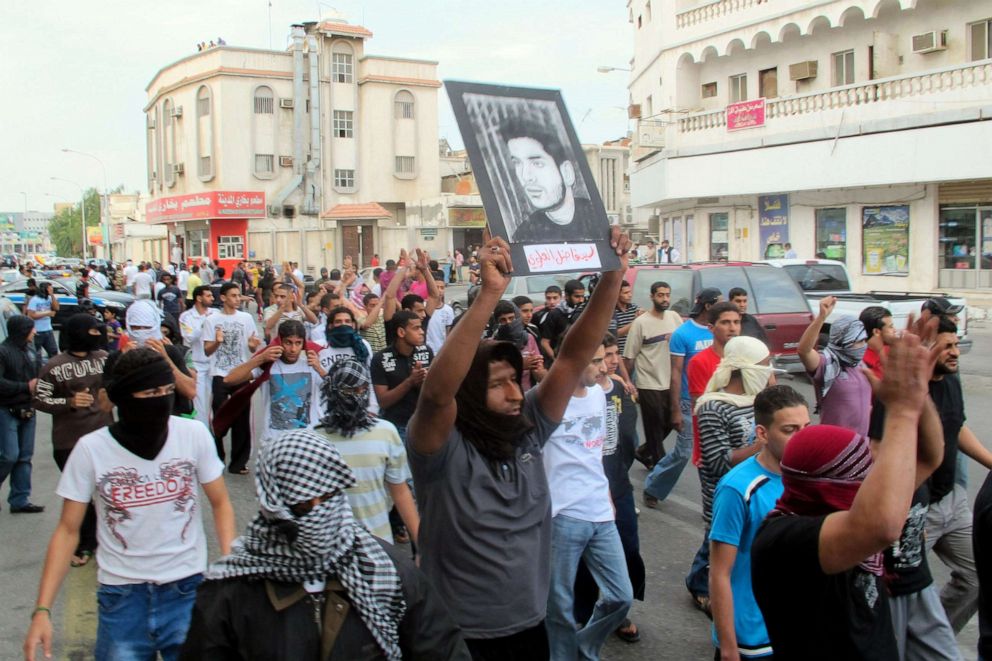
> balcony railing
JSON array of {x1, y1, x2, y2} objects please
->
[
  {"x1": 676, "y1": 0, "x2": 768, "y2": 29},
  {"x1": 678, "y1": 60, "x2": 992, "y2": 133}
]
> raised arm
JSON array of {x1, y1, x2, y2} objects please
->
[
  {"x1": 382, "y1": 257, "x2": 409, "y2": 322},
  {"x1": 536, "y1": 228, "x2": 631, "y2": 423},
  {"x1": 797, "y1": 296, "x2": 835, "y2": 373},
  {"x1": 417, "y1": 251, "x2": 440, "y2": 317},
  {"x1": 818, "y1": 332, "x2": 931, "y2": 575},
  {"x1": 407, "y1": 237, "x2": 512, "y2": 455}
]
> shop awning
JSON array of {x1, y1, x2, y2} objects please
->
[{"x1": 320, "y1": 202, "x2": 392, "y2": 221}]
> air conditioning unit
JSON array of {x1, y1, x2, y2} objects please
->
[
  {"x1": 279, "y1": 155, "x2": 293, "y2": 167},
  {"x1": 607, "y1": 214, "x2": 620, "y2": 226},
  {"x1": 637, "y1": 120, "x2": 665, "y2": 148},
  {"x1": 628, "y1": 104, "x2": 642, "y2": 119},
  {"x1": 172, "y1": 163, "x2": 185, "y2": 175},
  {"x1": 789, "y1": 60, "x2": 818, "y2": 80},
  {"x1": 912, "y1": 30, "x2": 948, "y2": 54},
  {"x1": 171, "y1": 106, "x2": 183, "y2": 118},
  {"x1": 279, "y1": 98, "x2": 294, "y2": 109}
]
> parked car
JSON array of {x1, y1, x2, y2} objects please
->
[
  {"x1": 0, "y1": 279, "x2": 131, "y2": 329},
  {"x1": 504, "y1": 272, "x2": 580, "y2": 303},
  {"x1": 582, "y1": 262, "x2": 814, "y2": 373},
  {"x1": 762, "y1": 258, "x2": 971, "y2": 353}
]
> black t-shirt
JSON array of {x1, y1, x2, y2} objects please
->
[
  {"x1": 601, "y1": 378, "x2": 638, "y2": 500},
  {"x1": 974, "y1": 471, "x2": 992, "y2": 660},
  {"x1": 752, "y1": 515, "x2": 898, "y2": 661},
  {"x1": 541, "y1": 305, "x2": 583, "y2": 353},
  {"x1": 370, "y1": 344, "x2": 434, "y2": 427},
  {"x1": 159, "y1": 285, "x2": 183, "y2": 316},
  {"x1": 928, "y1": 375, "x2": 966, "y2": 502}
]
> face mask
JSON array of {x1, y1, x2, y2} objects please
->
[
  {"x1": 120, "y1": 393, "x2": 174, "y2": 432},
  {"x1": 129, "y1": 329, "x2": 159, "y2": 347}
]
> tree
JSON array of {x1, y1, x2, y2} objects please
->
[{"x1": 48, "y1": 187, "x2": 104, "y2": 258}]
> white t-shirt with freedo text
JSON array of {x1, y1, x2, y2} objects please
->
[
  {"x1": 56, "y1": 416, "x2": 224, "y2": 585},
  {"x1": 543, "y1": 383, "x2": 614, "y2": 522}
]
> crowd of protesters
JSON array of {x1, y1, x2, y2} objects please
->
[{"x1": 0, "y1": 231, "x2": 989, "y2": 660}]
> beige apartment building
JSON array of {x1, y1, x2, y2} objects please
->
[
  {"x1": 143, "y1": 18, "x2": 440, "y2": 275},
  {"x1": 627, "y1": 0, "x2": 992, "y2": 294}
]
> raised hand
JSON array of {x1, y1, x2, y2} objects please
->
[
  {"x1": 818, "y1": 296, "x2": 837, "y2": 319},
  {"x1": 478, "y1": 236, "x2": 513, "y2": 296},
  {"x1": 610, "y1": 226, "x2": 633, "y2": 271},
  {"x1": 415, "y1": 248, "x2": 430, "y2": 273},
  {"x1": 247, "y1": 334, "x2": 262, "y2": 351}
]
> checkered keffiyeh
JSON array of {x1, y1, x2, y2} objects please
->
[
  {"x1": 319, "y1": 357, "x2": 375, "y2": 437},
  {"x1": 207, "y1": 429, "x2": 406, "y2": 660}
]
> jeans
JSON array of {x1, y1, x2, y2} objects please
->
[
  {"x1": 644, "y1": 398, "x2": 693, "y2": 502},
  {"x1": 34, "y1": 330, "x2": 58, "y2": 364},
  {"x1": 926, "y1": 485, "x2": 979, "y2": 633},
  {"x1": 211, "y1": 376, "x2": 251, "y2": 472},
  {"x1": 548, "y1": 514, "x2": 633, "y2": 660},
  {"x1": 0, "y1": 407, "x2": 37, "y2": 508},
  {"x1": 95, "y1": 573, "x2": 203, "y2": 661},
  {"x1": 685, "y1": 530, "x2": 710, "y2": 598}
]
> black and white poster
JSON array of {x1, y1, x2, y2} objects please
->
[{"x1": 445, "y1": 81, "x2": 620, "y2": 276}]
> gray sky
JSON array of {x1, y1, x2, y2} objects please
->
[{"x1": 0, "y1": 0, "x2": 631, "y2": 212}]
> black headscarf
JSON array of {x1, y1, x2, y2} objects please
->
[
  {"x1": 5, "y1": 315, "x2": 35, "y2": 347},
  {"x1": 454, "y1": 341, "x2": 534, "y2": 464},
  {"x1": 160, "y1": 312, "x2": 183, "y2": 347},
  {"x1": 63, "y1": 314, "x2": 107, "y2": 353},
  {"x1": 106, "y1": 351, "x2": 176, "y2": 460}
]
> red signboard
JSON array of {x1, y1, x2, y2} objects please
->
[
  {"x1": 726, "y1": 98, "x2": 766, "y2": 132},
  {"x1": 146, "y1": 191, "x2": 266, "y2": 224}
]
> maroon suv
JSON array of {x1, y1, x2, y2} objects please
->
[{"x1": 584, "y1": 262, "x2": 813, "y2": 373}]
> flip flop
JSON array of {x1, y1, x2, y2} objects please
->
[
  {"x1": 70, "y1": 550, "x2": 93, "y2": 568},
  {"x1": 615, "y1": 619, "x2": 640, "y2": 643}
]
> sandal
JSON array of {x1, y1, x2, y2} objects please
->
[
  {"x1": 70, "y1": 550, "x2": 93, "y2": 568},
  {"x1": 615, "y1": 618, "x2": 640, "y2": 643}
]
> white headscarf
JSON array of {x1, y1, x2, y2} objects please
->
[
  {"x1": 126, "y1": 299, "x2": 164, "y2": 346},
  {"x1": 695, "y1": 336, "x2": 773, "y2": 413}
]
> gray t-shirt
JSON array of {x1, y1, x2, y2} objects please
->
[{"x1": 408, "y1": 389, "x2": 559, "y2": 639}]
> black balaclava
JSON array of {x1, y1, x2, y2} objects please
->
[
  {"x1": 106, "y1": 352, "x2": 175, "y2": 460},
  {"x1": 64, "y1": 314, "x2": 107, "y2": 353},
  {"x1": 5, "y1": 315, "x2": 35, "y2": 347},
  {"x1": 160, "y1": 313, "x2": 183, "y2": 347},
  {"x1": 454, "y1": 341, "x2": 534, "y2": 467}
]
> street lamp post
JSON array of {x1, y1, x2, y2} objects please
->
[
  {"x1": 50, "y1": 177, "x2": 86, "y2": 259},
  {"x1": 597, "y1": 65, "x2": 632, "y2": 74},
  {"x1": 62, "y1": 148, "x2": 108, "y2": 261}
]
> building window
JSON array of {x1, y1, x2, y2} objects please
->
[
  {"x1": 394, "y1": 90, "x2": 415, "y2": 119},
  {"x1": 701, "y1": 82, "x2": 717, "y2": 98},
  {"x1": 395, "y1": 156, "x2": 415, "y2": 174},
  {"x1": 217, "y1": 235, "x2": 245, "y2": 260},
  {"x1": 729, "y1": 74, "x2": 747, "y2": 103},
  {"x1": 334, "y1": 169, "x2": 355, "y2": 188},
  {"x1": 600, "y1": 158, "x2": 617, "y2": 211},
  {"x1": 637, "y1": 14, "x2": 642, "y2": 28},
  {"x1": 971, "y1": 19, "x2": 992, "y2": 61},
  {"x1": 197, "y1": 88, "x2": 211, "y2": 116},
  {"x1": 187, "y1": 229, "x2": 209, "y2": 258},
  {"x1": 815, "y1": 208, "x2": 847, "y2": 261},
  {"x1": 332, "y1": 52, "x2": 353, "y2": 83},
  {"x1": 254, "y1": 154, "x2": 274, "y2": 174},
  {"x1": 709, "y1": 213, "x2": 729, "y2": 261},
  {"x1": 832, "y1": 50, "x2": 855, "y2": 86},
  {"x1": 196, "y1": 86, "x2": 213, "y2": 180},
  {"x1": 333, "y1": 110, "x2": 354, "y2": 138},
  {"x1": 253, "y1": 87, "x2": 274, "y2": 114},
  {"x1": 645, "y1": 1, "x2": 651, "y2": 22},
  {"x1": 759, "y1": 67, "x2": 778, "y2": 99}
]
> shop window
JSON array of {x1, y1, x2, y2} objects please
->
[
  {"x1": 832, "y1": 50, "x2": 855, "y2": 86},
  {"x1": 334, "y1": 168, "x2": 355, "y2": 188},
  {"x1": 729, "y1": 74, "x2": 747, "y2": 103},
  {"x1": 709, "y1": 212, "x2": 729, "y2": 261},
  {"x1": 971, "y1": 19, "x2": 992, "y2": 61},
  {"x1": 815, "y1": 208, "x2": 847, "y2": 261},
  {"x1": 939, "y1": 207, "x2": 979, "y2": 270},
  {"x1": 333, "y1": 110, "x2": 354, "y2": 138},
  {"x1": 217, "y1": 235, "x2": 245, "y2": 260}
]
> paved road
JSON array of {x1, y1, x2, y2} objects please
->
[{"x1": 1, "y1": 322, "x2": 990, "y2": 660}]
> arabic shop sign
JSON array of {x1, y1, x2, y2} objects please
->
[
  {"x1": 146, "y1": 191, "x2": 266, "y2": 223},
  {"x1": 727, "y1": 98, "x2": 766, "y2": 132}
]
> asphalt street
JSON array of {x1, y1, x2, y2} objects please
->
[{"x1": 0, "y1": 318, "x2": 989, "y2": 660}]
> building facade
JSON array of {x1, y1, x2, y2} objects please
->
[
  {"x1": 143, "y1": 18, "x2": 440, "y2": 275},
  {"x1": 627, "y1": 0, "x2": 992, "y2": 293},
  {"x1": 0, "y1": 212, "x2": 52, "y2": 255},
  {"x1": 107, "y1": 194, "x2": 169, "y2": 264}
]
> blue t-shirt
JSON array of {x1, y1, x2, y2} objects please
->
[
  {"x1": 669, "y1": 318, "x2": 713, "y2": 400},
  {"x1": 709, "y1": 455, "x2": 783, "y2": 658},
  {"x1": 27, "y1": 295, "x2": 53, "y2": 332}
]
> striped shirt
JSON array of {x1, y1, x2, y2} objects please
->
[
  {"x1": 315, "y1": 419, "x2": 410, "y2": 543},
  {"x1": 697, "y1": 400, "x2": 755, "y2": 523},
  {"x1": 612, "y1": 303, "x2": 640, "y2": 353}
]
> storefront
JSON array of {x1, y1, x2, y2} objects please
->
[
  {"x1": 146, "y1": 191, "x2": 266, "y2": 275},
  {"x1": 449, "y1": 207, "x2": 486, "y2": 256},
  {"x1": 938, "y1": 181, "x2": 992, "y2": 290}
]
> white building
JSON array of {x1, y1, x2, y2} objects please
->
[
  {"x1": 627, "y1": 0, "x2": 992, "y2": 294},
  {"x1": 143, "y1": 18, "x2": 440, "y2": 275},
  {"x1": 583, "y1": 138, "x2": 639, "y2": 234},
  {"x1": 107, "y1": 193, "x2": 169, "y2": 264}
]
